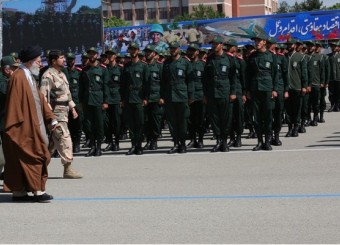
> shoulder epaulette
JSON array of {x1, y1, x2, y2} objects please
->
[
  {"x1": 75, "y1": 66, "x2": 82, "y2": 71},
  {"x1": 226, "y1": 52, "x2": 234, "y2": 57},
  {"x1": 100, "y1": 64, "x2": 107, "y2": 69}
]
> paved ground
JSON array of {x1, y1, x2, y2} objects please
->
[{"x1": 1, "y1": 109, "x2": 340, "y2": 243}]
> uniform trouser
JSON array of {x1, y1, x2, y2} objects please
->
[
  {"x1": 319, "y1": 87, "x2": 327, "y2": 113},
  {"x1": 308, "y1": 85, "x2": 320, "y2": 115},
  {"x1": 301, "y1": 92, "x2": 310, "y2": 121},
  {"x1": 165, "y1": 102, "x2": 189, "y2": 141},
  {"x1": 0, "y1": 133, "x2": 4, "y2": 173},
  {"x1": 252, "y1": 91, "x2": 273, "y2": 136},
  {"x1": 144, "y1": 102, "x2": 163, "y2": 140},
  {"x1": 106, "y1": 104, "x2": 122, "y2": 142},
  {"x1": 286, "y1": 90, "x2": 303, "y2": 125},
  {"x1": 272, "y1": 91, "x2": 284, "y2": 133},
  {"x1": 229, "y1": 95, "x2": 244, "y2": 135},
  {"x1": 85, "y1": 105, "x2": 104, "y2": 141},
  {"x1": 188, "y1": 100, "x2": 205, "y2": 139},
  {"x1": 68, "y1": 104, "x2": 83, "y2": 143},
  {"x1": 207, "y1": 97, "x2": 231, "y2": 140},
  {"x1": 49, "y1": 121, "x2": 73, "y2": 165},
  {"x1": 328, "y1": 81, "x2": 334, "y2": 105},
  {"x1": 333, "y1": 80, "x2": 340, "y2": 103},
  {"x1": 82, "y1": 105, "x2": 92, "y2": 140},
  {"x1": 244, "y1": 99, "x2": 255, "y2": 129},
  {"x1": 124, "y1": 103, "x2": 144, "y2": 145}
]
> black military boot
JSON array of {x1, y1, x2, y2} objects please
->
[
  {"x1": 143, "y1": 140, "x2": 151, "y2": 150},
  {"x1": 82, "y1": 138, "x2": 91, "y2": 148},
  {"x1": 310, "y1": 115, "x2": 318, "y2": 126},
  {"x1": 94, "y1": 141, "x2": 102, "y2": 156},
  {"x1": 149, "y1": 138, "x2": 158, "y2": 150},
  {"x1": 298, "y1": 120, "x2": 306, "y2": 133},
  {"x1": 292, "y1": 124, "x2": 299, "y2": 137},
  {"x1": 103, "y1": 140, "x2": 113, "y2": 152},
  {"x1": 333, "y1": 103, "x2": 340, "y2": 112},
  {"x1": 211, "y1": 137, "x2": 221, "y2": 152},
  {"x1": 168, "y1": 139, "x2": 179, "y2": 154},
  {"x1": 319, "y1": 111, "x2": 325, "y2": 123},
  {"x1": 234, "y1": 134, "x2": 242, "y2": 147},
  {"x1": 73, "y1": 138, "x2": 81, "y2": 153},
  {"x1": 197, "y1": 134, "x2": 204, "y2": 148},
  {"x1": 227, "y1": 133, "x2": 235, "y2": 147},
  {"x1": 246, "y1": 127, "x2": 255, "y2": 139},
  {"x1": 112, "y1": 138, "x2": 120, "y2": 151},
  {"x1": 253, "y1": 135, "x2": 263, "y2": 151},
  {"x1": 285, "y1": 124, "x2": 293, "y2": 137},
  {"x1": 220, "y1": 139, "x2": 229, "y2": 152},
  {"x1": 85, "y1": 140, "x2": 96, "y2": 157},
  {"x1": 178, "y1": 139, "x2": 187, "y2": 154},
  {"x1": 272, "y1": 132, "x2": 282, "y2": 146},
  {"x1": 186, "y1": 138, "x2": 197, "y2": 149},
  {"x1": 328, "y1": 103, "x2": 335, "y2": 112},
  {"x1": 263, "y1": 135, "x2": 273, "y2": 151},
  {"x1": 135, "y1": 142, "x2": 143, "y2": 155},
  {"x1": 126, "y1": 144, "x2": 136, "y2": 155}
]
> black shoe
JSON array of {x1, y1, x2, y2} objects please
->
[
  {"x1": 234, "y1": 136, "x2": 242, "y2": 147},
  {"x1": 12, "y1": 195, "x2": 34, "y2": 202},
  {"x1": 220, "y1": 140, "x2": 229, "y2": 152},
  {"x1": 135, "y1": 147, "x2": 143, "y2": 155},
  {"x1": 0, "y1": 172, "x2": 4, "y2": 180},
  {"x1": 196, "y1": 141, "x2": 204, "y2": 149},
  {"x1": 103, "y1": 143, "x2": 113, "y2": 152},
  {"x1": 186, "y1": 140, "x2": 196, "y2": 149},
  {"x1": 168, "y1": 144, "x2": 179, "y2": 154},
  {"x1": 285, "y1": 127, "x2": 293, "y2": 137},
  {"x1": 34, "y1": 193, "x2": 53, "y2": 203},
  {"x1": 82, "y1": 139, "x2": 91, "y2": 148},
  {"x1": 178, "y1": 144, "x2": 187, "y2": 154},
  {"x1": 318, "y1": 117, "x2": 325, "y2": 123},
  {"x1": 149, "y1": 141, "x2": 158, "y2": 150},
  {"x1": 292, "y1": 127, "x2": 299, "y2": 137},
  {"x1": 246, "y1": 131, "x2": 255, "y2": 139},
  {"x1": 252, "y1": 142, "x2": 263, "y2": 151},
  {"x1": 227, "y1": 139, "x2": 235, "y2": 147},
  {"x1": 143, "y1": 141, "x2": 151, "y2": 150},
  {"x1": 272, "y1": 133, "x2": 282, "y2": 146},
  {"x1": 73, "y1": 144, "x2": 81, "y2": 153},
  {"x1": 112, "y1": 144, "x2": 119, "y2": 151},
  {"x1": 126, "y1": 146, "x2": 136, "y2": 155},
  {"x1": 310, "y1": 120, "x2": 318, "y2": 126},
  {"x1": 211, "y1": 140, "x2": 221, "y2": 152},
  {"x1": 298, "y1": 124, "x2": 306, "y2": 133},
  {"x1": 85, "y1": 146, "x2": 96, "y2": 157}
]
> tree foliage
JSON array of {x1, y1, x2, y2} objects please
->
[
  {"x1": 76, "y1": 5, "x2": 101, "y2": 14},
  {"x1": 173, "y1": 4, "x2": 225, "y2": 22},
  {"x1": 104, "y1": 16, "x2": 129, "y2": 28},
  {"x1": 327, "y1": 3, "x2": 340, "y2": 10},
  {"x1": 275, "y1": 0, "x2": 325, "y2": 13}
]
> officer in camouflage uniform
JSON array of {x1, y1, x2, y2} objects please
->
[
  {"x1": 203, "y1": 36, "x2": 236, "y2": 152},
  {"x1": 186, "y1": 43, "x2": 206, "y2": 149},
  {"x1": 64, "y1": 52, "x2": 83, "y2": 153},
  {"x1": 246, "y1": 33, "x2": 278, "y2": 151},
  {"x1": 79, "y1": 47, "x2": 110, "y2": 157},
  {"x1": 103, "y1": 48, "x2": 123, "y2": 152},
  {"x1": 40, "y1": 50, "x2": 82, "y2": 179},
  {"x1": 161, "y1": 41, "x2": 195, "y2": 154},
  {"x1": 143, "y1": 44, "x2": 163, "y2": 151},
  {"x1": 285, "y1": 38, "x2": 308, "y2": 137},
  {"x1": 122, "y1": 42, "x2": 150, "y2": 155}
]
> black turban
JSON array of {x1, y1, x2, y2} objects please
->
[{"x1": 19, "y1": 45, "x2": 42, "y2": 63}]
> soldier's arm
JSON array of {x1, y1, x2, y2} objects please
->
[
  {"x1": 102, "y1": 68, "x2": 110, "y2": 105},
  {"x1": 228, "y1": 57, "x2": 237, "y2": 96},
  {"x1": 272, "y1": 54, "x2": 279, "y2": 93},
  {"x1": 281, "y1": 56, "x2": 289, "y2": 92},
  {"x1": 143, "y1": 64, "x2": 151, "y2": 101},
  {"x1": 301, "y1": 56, "x2": 308, "y2": 89},
  {"x1": 185, "y1": 60, "x2": 195, "y2": 102},
  {"x1": 320, "y1": 56, "x2": 325, "y2": 86},
  {"x1": 39, "y1": 73, "x2": 52, "y2": 107}
]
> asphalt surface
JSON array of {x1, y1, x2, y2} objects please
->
[{"x1": 1, "y1": 108, "x2": 340, "y2": 243}]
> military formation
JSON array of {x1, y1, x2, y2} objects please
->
[{"x1": 1, "y1": 34, "x2": 340, "y2": 163}]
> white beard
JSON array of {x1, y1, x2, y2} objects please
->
[{"x1": 29, "y1": 63, "x2": 40, "y2": 76}]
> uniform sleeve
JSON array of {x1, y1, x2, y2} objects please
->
[
  {"x1": 301, "y1": 55, "x2": 308, "y2": 89},
  {"x1": 272, "y1": 53, "x2": 279, "y2": 92},
  {"x1": 39, "y1": 73, "x2": 52, "y2": 107},
  {"x1": 281, "y1": 56, "x2": 289, "y2": 92},
  {"x1": 185, "y1": 60, "x2": 195, "y2": 100},
  {"x1": 102, "y1": 68, "x2": 110, "y2": 104},
  {"x1": 143, "y1": 64, "x2": 150, "y2": 100}
]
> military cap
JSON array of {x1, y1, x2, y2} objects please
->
[
  {"x1": 209, "y1": 36, "x2": 224, "y2": 44},
  {"x1": 304, "y1": 40, "x2": 315, "y2": 46},
  {"x1": 1, "y1": 56, "x2": 20, "y2": 67},
  {"x1": 267, "y1": 37, "x2": 277, "y2": 44},
  {"x1": 105, "y1": 48, "x2": 116, "y2": 55},
  {"x1": 199, "y1": 48, "x2": 209, "y2": 53},
  {"x1": 245, "y1": 43, "x2": 256, "y2": 49},
  {"x1": 328, "y1": 41, "x2": 338, "y2": 46},
  {"x1": 116, "y1": 53, "x2": 124, "y2": 58},
  {"x1": 224, "y1": 38, "x2": 238, "y2": 46},
  {"x1": 128, "y1": 42, "x2": 140, "y2": 49},
  {"x1": 100, "y1": 53, "x2": 108, "y2": 58},
  {"x1": 169, "y1": 41, "x2": 180, "y2": 48},
  {"x1": 278, "y1": 43, "x2": 287, "y2": 49},
  {"x1": 138, "y1": 51, "x2": 145, "y2": 57},
  {"x1": 81, "y1": 52, "x2": 89, "y2": 58},
  {"x1": 144, "y1": 44, "x2": 156, "y2": 52},
  {"x1": 66, "y1": 52, "x2": 75, "y2": 59},
  {"x1": 187, "y1": 43, "x2": 199, "y2": 50},
  {"x1": 250, "y1": 32, "x2": 268, "y2": 41},
  {"x1": 125, "y1": 53, "x2": 131, "y2": 58},
  {"x1": 10, "y1": 52, "x2": 19, "y2": 59},
  {"x1": 315, "y1": 41, "x2": 322, "y2": 46},
  {"x1": 87, "y1": 47, "x2": 98, "y2": 53},
  {"x1": 286, "y1": 37, "x2": 297, "y2": 44}
]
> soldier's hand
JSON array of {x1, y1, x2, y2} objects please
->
[
  {"x1": 284, "y1": 91, "x2": 289, "y2": 99},
  {"x1": 230, "y1": 95, "x2": 236, "y2": 101},
  {"x1": 320, "y1": 83, "x2": 324, "y2": 88},
  {"x1": 242, "y1": 95, "x2": 247, "y2": 104},
  {"x1": 271, "y1": 91, "x2": 278, "y2": 99},
  {"x1": 159, "y1": 98, "x2": 164, "y2": 105},
  {"x1": 143, "y1": 100, "x2": 148, "y2": 106},
  {"x1": 102, "y1": 103, "x2": 108, "y2": 110},
  {"x1": 301, "y1": 88, "x2": 307, "y2": 95},
  {"x1": 306, "y1": 86, "x2": 312, "y2": 93},
  {"x1": 71, "y1": 108, "x2": 78, "y2": 119}
]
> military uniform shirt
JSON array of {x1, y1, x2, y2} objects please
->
[
  {"x1": 106, "y1": 63, "x2": 123, "y2": 104},
  {"x1": 148, "y1": 60, "x2": 163, "y2": 103},
  {"x1": 286, "y1": 51, "x2": 308, "y2": 90}
]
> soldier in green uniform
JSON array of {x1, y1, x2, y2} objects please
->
[
  {"x1": 285, "y1": 38, "x2": 308, "y2": 137},
  {"x1": 103, "y1": 48, "x2": 123, "y2": 152},
  {"x1": 64, "y1": 52, "x2": 83, "y2": 153},
  {"x1": 267, "y1": 38, "x2": 288, "y2": 146},
  {"x1": 306, "y1": 41, "x2": 325, "y2": 126},
  {"x1": 122, "y1": 42, "x2": 150, "y2": 155},
  {"x1": 142, "y1": 44, "x2": 163, "y2": 151},
  {"x1": 246, "y1": 33, "x2": 278, "y2": 151},
  {"x1": 319, "y1": 42, "x2": 330, "y2": 122},
  {"x1": 186, "y1": 43, "x2": 206, "y2": 149},
  {"x1": 328, "y1": 41, "x2": 340, "y2": 112},
  {"x1": 224, "y1": 39, "x2": 246, "y2": 148},
  {"x1": 161, "y1": 41, "x2": 194, "y2": 154},
  {"x1": 203, "y1": 36, "x2": 236, "y2": 152},
  {"x1": 79, "y1": 47, "x2": 110, "y2": 157}
]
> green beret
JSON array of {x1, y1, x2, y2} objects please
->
[
  {"x1": 128, "y1": 42, "x2": 140, "y2": 49},
  {"x1": 87, "y1": 47, "x2": 98, "y2": 53},
  {"x1": 187, "y1": 43, "x2": 199, "y2": 50},
  {"x1": 169, "y1": 41, "x2": 180, "y2": 48},
  {"x1": 66, "y1": 52, "x2": 75, "y2": 59},
  {"x1": 209, "y1": 36, "x2": 224, "y2": 44}
]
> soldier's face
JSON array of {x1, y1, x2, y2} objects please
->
[
  {"x1": 254, "y1": 38, "x2": 266, "y2": 50},
  {"x1": 66, "y1": 58, "x2": 75, "y2": 67},
  {"x1": 187, "y1": 48, "x2": 198, "y2": 59},
  {"x1": 128, "y1": 47, "x2": 139, "y2": 58},
  {"x1": 54, "y1": 55, "x2": 65, "y2": 68},
  {"x1": 212, "y1": 42, "x2": 223, "y2": 52},
  {"x1": 307, "y1": 45, "x2": 315, "y2": 53},
  {"x1": 170, "y1": 47, "x2": 180, "y2": 57},
  {"x1": 145, "y1": 50, "x2": 155, "y2": 61},
  {"x1": 87, "y1": 51, "x2": 98, "y2": 63}
]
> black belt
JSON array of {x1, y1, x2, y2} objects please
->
[{"x1": 53, "y1": 101, "x2": 69, "y2": 106}]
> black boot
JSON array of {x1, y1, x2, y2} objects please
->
[
  {"x1": 328, "y1": 103, "x2": 335, "y2": 112},
  {"x1": 197, "y1": 133, "x2": 204, "y2": 148},
  {"x1": 73, "y1": 138, "x2": 81, "y2": 153},
  {"x1": 126, "y1": 144, "x2": 136, "y2": 155},
  {"x1": 310, "y1": 115, "x2": 318, "y2": 126},
  {"x1": 168, "y1": 139, "x2": 179, "y2": 154},
  {"x1": 263, "y1": 135, "x2": 273, "y2": 150},
  {"x1": 135, "y1": 142, "x2": 143, "y2": 155},
  {"x1": 319, "y1": 111, "x2": 325, "y2": 123},
  {"x1": 211, "y1": 138, "x2": 221, "y2": 152},
  {"x1": 333, "y1": 103, "x2": 340, "y2": 112},
  {"x1": 246, "y1": 128, "x2": 255, "y2": 139},
  {"x1": 112, "y1": 138, "x2": 120, "y2": 151},
  {"x1": 298, "y1": 121, "x2": 306, "y2": 133},
  {"x1": 272, "y1": 132, "x2": 282, "y2": 146},
  {"x1": 234, "y1": 134, "x2": 242, "y2": 147},
  {"x1": 186, "y1": 138, "x2": 197, "y2": 148},
  {"x1": 85, "y1": 141, "x2": 96, "y2": 157},
  {"x1": 178, "y1": 139, "x2": 187, "y2": 154},
  {"x1": 227, "y1": 133, "x2": 235, "y2": 147},
  {"x1": 253, "y1": 135, "x2": 263, "y2": 151},
  {"x1": 143, "y1": 140, "x2": 151, "y2": 150},
  {"x1": 149, "y1": 138, "x2": 158, "y2": 150},
  {"x1": 94, "y1": 141, "x2": 102, "y2": 156},
  {"x1": 292, "y1": 124, "x2": 299, "y2": 137},
  {"x1": 82, "y1": 138, "x2": 91, "y2": 148},
  {"x1": 285, "y1": 125, "x2": 293, "y2": 137},
  {"x1": 103, "y1": 141, "x2": 113, "y2": 152},
  {"x1": 220, "y1": 139, "x2": 229, "y2": 152}
]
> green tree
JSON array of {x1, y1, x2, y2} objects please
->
[
  {"x1": 104, "y1": 16, "x2": 129, "y2": 28},
  {"x1": 146, "y1": 19, "x2": 160, "y2": 24},
  {"x1": 327, "y1": 3, "x2": 340, "y2": 10},
  {"x1": 76, "y1": 5, "x2": 100, "y2": 14},
  {"x1": 276, "y1": 1, "x2": 290, "y2": 13},
  {"x1": 290, "y1": 0, "x2": 324, "y2": 12},
  {"x1": 173, "y1": 4, "x2": 225, "y2": 22}
]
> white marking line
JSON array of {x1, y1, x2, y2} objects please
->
[{"x1": 73, "y1": 147, "x2": 340, "y2": 159}]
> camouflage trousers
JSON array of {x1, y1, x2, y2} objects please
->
[{"x1": 49, "y1": 121, "x2": 73, "y2": 165}]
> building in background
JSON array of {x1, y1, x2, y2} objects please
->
[{"x1": 102, "y1": 0, "x2": 278, "y2": 25}]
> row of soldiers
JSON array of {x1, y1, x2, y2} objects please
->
[{"x1": 52, "y1": 34, "x2": 339, "y2": 156}]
